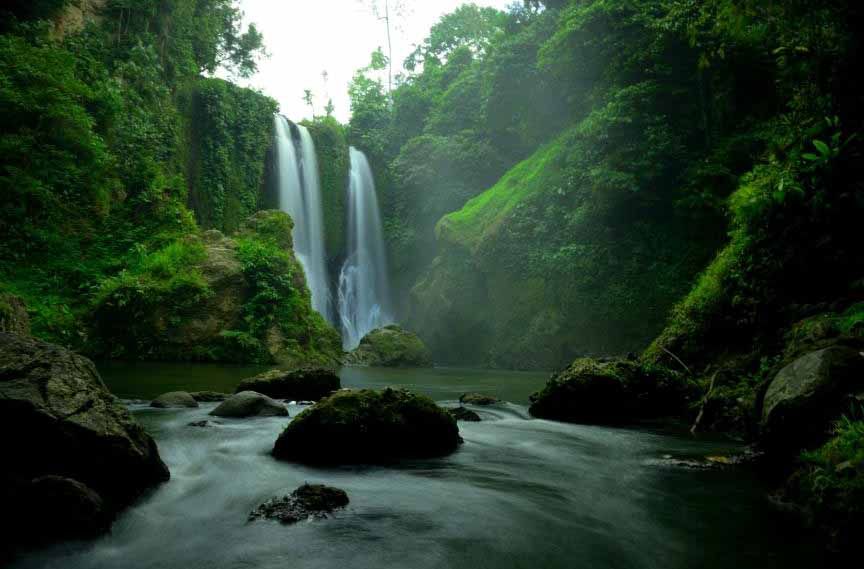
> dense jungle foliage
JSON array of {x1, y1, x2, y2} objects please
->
[
  {"x1": 0, "y1": 0, "x2": 340, "y2": 364},
  {"x1": 346, "y1": 0, "x2": 863, "y2": 370}
]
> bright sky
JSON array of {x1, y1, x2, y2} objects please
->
[{"x1": 225, "y1": 0, "x2": 514, "y2": 123}]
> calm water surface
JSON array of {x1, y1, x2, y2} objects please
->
[{"x1": 13, "y1": 362, "x2": 827, "y2": 569}]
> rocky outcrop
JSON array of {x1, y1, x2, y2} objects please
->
[
  {"x1": 92, "y1": 211, "x2": 342, "y2": 367},
  {"x1": 0, "y1": 293, "x2": 30, "y2": 336},
  {"x1": 249, "y1": 484, "x2": 349, "y2": 525},
  {"x1": 236, "y1": 368, "x2": 340, "y2": 401},
  {"x1": 448, "y1": 407, "x2": 481, "y2": 422},
  {"x1": 0, "y1": 333, "x2": 169, "y2": 551},
  {"x1": 151, "y1": 391, "x2": 199, "y2": 409},
  {"x1": 529, "y1": 358, "x2": 697, "y2": 425},
  {"x1": 459, "y1": 393, "x2": 499, "y2": 406},
  {"x1": 760, "y1": 347, "x2": 864, "y2": 452},
  {"x1": 210, "y1": 391, "x2": 288, "y2": 418},
  {"x1": 273, "y1": 388, "x2": 461, "y2": 464},
  {"x1": 345, "y1": 325, "x2": 433, "y2": 367},
  {"x1": 189, "y1": 391, "x2": 229, "y2": 402}
]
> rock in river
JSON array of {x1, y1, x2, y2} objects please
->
[
  {"x1": 235, "y1": 368, "x2": 340, "y2": 401},
  {"x1": 459, "y1": 393, "x2": 499, "y2": 406},
  {"x1": 249, "y1": 484, "x2": 349, "y2": 525},
  {"x1": 344, "y1": 325, "x2": 433, "y2": 367},
  {"x1": 0, "y1": 333, "x2": 169, "y2": 551},
  {"x1": 151, "y1": 391, "x2": 199, "y2": 409},
  {"x1": 272, "y1": 388, "x2": 461, "y2": 464},
  {"x1": 448, "y1": 406, "x2": 482, "y2": 422},
  {"x1": 761, "y1": 346, "x2": 864, "y2": 451},
  {"x1": 210, "y1": 391, "x2": 288, "y2": 418}
]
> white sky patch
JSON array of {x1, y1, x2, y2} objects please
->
[{"x1": 221, "y1": 0, "x2": 515, "y2": 123}]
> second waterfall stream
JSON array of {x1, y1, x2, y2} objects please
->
[{"x1": 338, "y1": 147, "x2": 393, "y2": 350}]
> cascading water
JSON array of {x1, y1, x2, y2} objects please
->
[
  {"x1": 273, "y1": 115, "x2": 333, "y2": 321},
  {"x1": 338, "y1": 147, "x2": 393, "y2": 350}
]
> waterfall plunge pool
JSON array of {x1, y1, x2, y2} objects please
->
[{"x1": 11, "y1": 363, "x2": 828, "y2": 569}]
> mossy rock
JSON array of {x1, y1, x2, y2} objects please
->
[
  {"x1": 235, "y1": 368, "x2": 340, "y2": 401},
  {"x1": 344, "y1": 325, "x2": 433, "y2": 367},
  {"x1": 528, "y1": 358, "x2": 697, "y2": 425},
  {"x1": 0, "y1": 292, "x2": 30, "y2": 336},
  {"x1": 272, "y1": 388, "x2": 461, "y2": 464},
  {"x1": 91, "y1": 211, "x2": 341, "y2": 366}
]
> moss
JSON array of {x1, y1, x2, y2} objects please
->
[
  {"x1": 272, "y1": 388, "x2": 461, "y2": 464},
  {"x1": 528, "y1": 357, "x2": 697, "y2": 424},
  {"x1": 345, "y1": 325, "x2": 433, "y2": 367},
  {"x1": 180, "y1": 78, "x2": 278, "y2": 233},
  {"x1": 412, "y1": 119, "x2": 720, "y2": 369},
  {"x1": 303, "y1": 117, "x2": 349, "y2": 261},
  {"x1": 791, "y1": 416, "x2": 864, "y2": 551}
]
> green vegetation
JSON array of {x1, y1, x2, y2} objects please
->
[
  {"x1": 182, "y1": 78, "x2": 277, "y2": 233},
  {"x1": 0, "y1": 1, "x2": 341, "y2": 366},
  {"x1": 303, "y1": 117, "x2": 349, "y2": 261},
  {"x1": 794, "y1": 414, "x2": 864, "y2": 550}
]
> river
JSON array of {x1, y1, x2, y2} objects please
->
[{"x1": 12, "y1": 363, "x2": 827, "y2": 569}]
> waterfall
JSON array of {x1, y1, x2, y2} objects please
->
[
  {"x1": 338, "y1": 147, "x2": 393, "y2": 350},
  {"x1": 273, "y1": 115, "x2": 333, "y2": 322}
]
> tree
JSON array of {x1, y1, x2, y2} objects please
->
[
  {"x1": 360, "y1": 0, "x2": 410, "y2": 94},
  {"x1": 303, "y1": 89, "x2": 316, "y2": 118}
]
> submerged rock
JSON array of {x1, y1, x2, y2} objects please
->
[
  {"x1": 761, "y1": 346, "x2": 864, "y2": 451},
  {"x1": 210, "y1": 391, "x2": 288, "y2": 418},
  {"x1": 528, "y1": 358, "x2": 696, "y2": 425},
  {"x1": 344, "y1": 325, "x2": 433, "y2": 367},
  {"x1": 189, "y1": 391, "x2": 230, "y2": 402},
  {"x1": 187, "y1": 420, "x2": 219, "y2": 428},
  {"x1": 459, "y1": 393, "x2": 499, "y2": 406},
  {"x1": 272, "y1": 388, "x2": 461, "y2": 464},
  {"x1": 0, "y1": 333, "x2": 169, "y2": 551},
  {"x1": 235, "y1": 368, "x2": 340, "y2": 401},
  {"x1": 151, "y1": 391, "x2": 199, "y2": 409},
  {"x1": 448, "y1": 406, "x2": 481, "y2": 422},
  {"x1": 249, "y1": 484, "x2": 349, "y2": 525}
]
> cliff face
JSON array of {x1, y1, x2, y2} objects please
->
[
  {"x1": 52, "y1": 0, "x2": 106, "y2": 39},
  {"x1": 409, "y1": 128, "x2": 719, "y2": 370},
  {"x1": 91, "y1": 211, "x2": 341, "y2": 366}
]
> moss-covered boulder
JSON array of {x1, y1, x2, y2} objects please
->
[
  {"x1": 272, "y1": 388, "x2": 461, "y2": 464},
  {"x1": 345, "y1": 325, "x2": 433, "y2": 367},
  {"x1": 92, "y1": 211, "x2": 341, "y2": 366},
  {"x1": 151, "y1": 391, "x2": 199, "y2": 409},
  {"x1": 210, "y1": 391, "x2": 288, "y2": 418},
  {"x1": 0, "y1": 292, "x2": 30, "y2": 336},
  {"x1": 236, "y1": 368, "x2": 340, "y2": 401},
  {"x1": 459, "y1": 393, "x2": 499, "y2": 406},
  {"x1": 760, "y1": 347, "x2": 864, "y2": 452},
  {"x1": 0, "y1": 333, "x2": 169, "y2": 551},
  {"x1": 529, "y1": 358, "x2": 697, "y2": 425}
]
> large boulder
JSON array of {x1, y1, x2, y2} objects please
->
[
  {"x1": 151, "y1": 391, "x2": 199, "y2": 409},
  {"x1": 236, "y1": 368, "x2": 340, "y2": 401},
  {"x1": 529, "y1": 358, "x2": 696, "y2": 425},
  {"x1": 760, "y1": 347, "x2": 864, "y2": 451},
  {"x1": 249, "y1": 484, "x2": 349, "y2": 525},
  {"x1": 0, "y1": 333, "x2": 169, "y2": 550},
  {"x1": 273, "y1": 388, "x2": 461, "y2": 464},
  {"x1": 459, "y1": 393, "x2": 499, "y2": 406},
  {"x1": 210, "y1": 391, "x2": 288, "y2": 418},
  {"x1": 0, "y1": 292, "x2": 30, "y2": 336},
  {"x1": 345, "y1": 325, "x2": 433, "y2": 367}
]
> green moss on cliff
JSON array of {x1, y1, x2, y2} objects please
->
[
  {"x1": 303, "y1": 117, "x2": 349, "y2": 261},
  {"x1": 181, "y1": 78, "x2": 277, "y2": 233}
]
